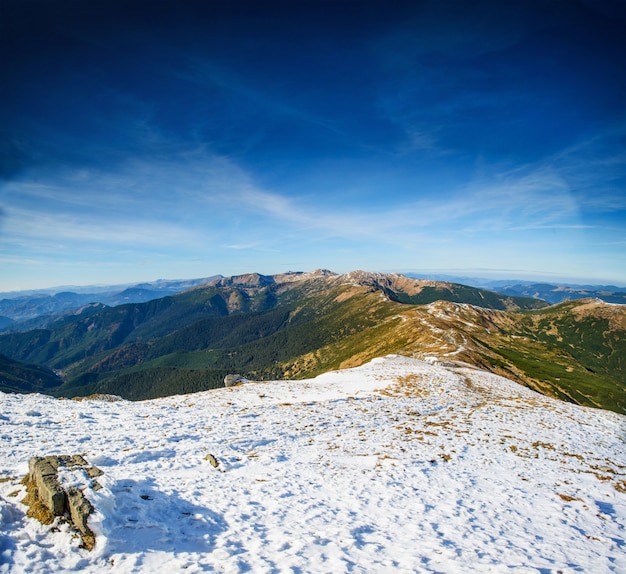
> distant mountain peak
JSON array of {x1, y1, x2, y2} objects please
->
[
  {"x1": 338, "y1": 270, "x2": 396, "y2": 285},
  {"x1": 210, "y1": 273, "x2": 276, "y2": 288},
  {"x1": 208, "y1": 270, "x2": 339, "y2": 289},
  {"x1": 334, "y1": 271, "x2": 461, "y2": 297}
]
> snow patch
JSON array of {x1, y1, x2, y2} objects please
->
[{"x1": 0, "y1": 356, "x2": 624, "y2": 573}]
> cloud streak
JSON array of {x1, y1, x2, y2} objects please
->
[{"x1": 2, "y1": 140, "x2": 616, "y2": 259}]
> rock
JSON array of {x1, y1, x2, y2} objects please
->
[
  {"x1": 26, "y1": 455, "x2": 102, "y2": 550},
  {"x1": 68, "y1": 454, "x2": 88, "y2": 466},
  {"x1": 66, "y1": 487, "x2": 94, "y2": 536},
  {"x1": 224, "y1": 374, "x2": 246, "y2": 387},
  {"x1": 71, "y1": 394, "x2": 124, "y2": 402},
  {"x1": 86, "y1": 466, "x2": 104, "y2": 479},
  {"x1": 205, "y1": 453, "x2": 220, "y2": 468},
  {"x1": 29, "y1": 458, "x2": 66, "y2": 516}
]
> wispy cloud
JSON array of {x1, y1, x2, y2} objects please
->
[
  {"x1": 204, "y1": 148, "x2": 599, "y2": 246},
  {"x1": 4, "y1": 205, "x2": 204, "y2": 251},
  {"x1": 4, "y1": 130, "x2": 617, "y2": 271}
]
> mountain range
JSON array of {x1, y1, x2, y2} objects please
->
[
  {"x1": 404, "y1": 273, "x2": 626, "y2": 305},
  {"x1": 0, "y1": 276, "x2": 221, "y2": 330},
  {"x1": 3, "y1": 273, "x2": 624, "y2": 334},
  {"x1": 0, "y1": 270, "x2": 623, "y2": 414}
]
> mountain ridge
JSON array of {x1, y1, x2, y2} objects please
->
[
  {"x1": 0, "y1": 276, "x2": 222, "y2": 329},
  {"x1": 404, "y1": 273, "x2": 626, "y2": 304},
  {"x1": 0, "y1": 271, "x2": 623, "y2": 413}
]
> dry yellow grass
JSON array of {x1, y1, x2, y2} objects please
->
[{"x1": 21, "y1": 475, "x2": 55, "y2": 526}]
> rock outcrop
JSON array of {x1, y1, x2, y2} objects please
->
[
  {"x1": 29, "y1": 456, "x2": 67, "y2": 515},
  {"x1": 25, "y1": 455, "x2": 102, "y2": 550}
]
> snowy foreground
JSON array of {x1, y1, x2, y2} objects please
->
[{"x1": 1, "y1": 356, "x2": 625, "y2": 573}]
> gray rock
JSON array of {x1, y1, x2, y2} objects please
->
[
  {"x1": 27, "y1": 455, "x2": 102, "y2": 549},
  {"x1": 66, "y1": 487, "x2": 94, "y2": 537},
  {"x1": 224, "y1": 374, "x2": 247, "y2": 387},
  {"x1": 29, "y1": 458, "x2": 66, "y2": 516},
  {"x1": 205, "y1": 453, "x2": 220, "y2": 468}
]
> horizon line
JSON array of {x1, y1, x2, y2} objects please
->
[{"x1": 2, "y1": 267, "x2": 626, "y2": 295}]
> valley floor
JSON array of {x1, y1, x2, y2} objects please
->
[{"x1": 1, "y1": 356, "x2": 625, "y2": 573}]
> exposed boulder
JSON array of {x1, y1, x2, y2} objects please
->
[
  {"x1": 224, "y1": 374, "x2": 247, "y2": 387},
  {"x1": 66, "y1": 486, "x2": 94, "y2": 540},
  {"x1": 24, "y1": 455, "x2": 102, "y2": 550}
]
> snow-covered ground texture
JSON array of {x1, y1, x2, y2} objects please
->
[{"x1": 1, "y1": 355, "x2": 625, "y2": 573}]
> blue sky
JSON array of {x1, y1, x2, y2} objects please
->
[{"x1": 1, "y1": 0, "x2": 625, "y2": 290}]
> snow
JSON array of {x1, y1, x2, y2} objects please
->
[{"x1": 1, "y1": 355, "x2": 625, "y2": 573}]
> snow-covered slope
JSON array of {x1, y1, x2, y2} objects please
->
[{"x1": 1, "y1": 356, "x2": 624, "y2": 573}]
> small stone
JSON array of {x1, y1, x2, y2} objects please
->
[
  {"x1": 205, "y1": 454, "x2": 220, "y2": 468},
  {"x1": 86, "y1": 466, "x2": 104, "y2": 478},
  {"x1": 69, "y1": 455, "x2": 88, "y2": 467}
]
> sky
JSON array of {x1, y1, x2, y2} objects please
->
[{"x1": 1, "y1": 0, "x2": 625, "y2": 291}]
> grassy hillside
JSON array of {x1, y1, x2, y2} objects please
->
[
  {"x1": 391, "y1": 283, "x2": 546, "y2": 310},
  {"x1": 63, "y1": 283, "x2": 401, "y2": 398},
  {"x1": 392, "y1": 299, "x2": 626, "y2": 414},
  {"x1": 0, "y1": 285, "x2": 278, "y2": 370},
  {"x1": 504, "y1": 301, "x2": 625, "y2": 411}
]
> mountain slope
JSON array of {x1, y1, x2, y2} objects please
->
[
  {"x1": 341, "y1": 271, "x2": 547, "y2": 310},
  {"x1": 0, "y1": 271, "x2": 623, "y2": 413},
  {"x1": 52, "y1": 277, "x2": 554, "y2": 401},
  {"x1": 0, "y1": 276, "x2": 221, "y2": 329},
  {"x1": 0, "y1": 356, "x2": 624, "y2": 573},
  {"x1": 0, "y1": 353, "x2": 62, "y2": 394},
  {"x1": 392, "y1": 299, "x2": 626, "y2": 414},
  {"x1": 404, "y1": 273, "x2": 626, "y2": 304}
]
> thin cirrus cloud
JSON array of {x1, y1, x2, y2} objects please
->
[
  {"x1": 1, "y1": 146, "x2": 613, "y2": 261},
  {"x1": 4, "y1": 204, "x2": 204, "y2": 253}
]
